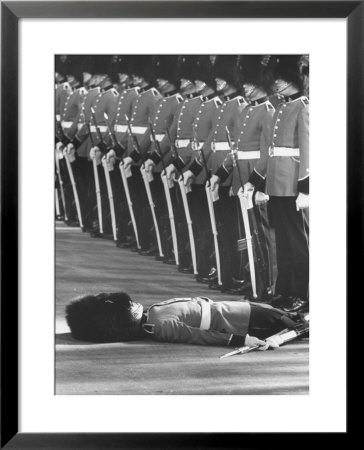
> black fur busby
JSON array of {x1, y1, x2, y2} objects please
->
[
  {"x1": 272, "y1": 55, "x2": 305, "y2": 90},
  {"x1": 239, "y1": 55, "x2": 274, "y2": 91},
  {"x1": 129, "y1": 55, "x2": 156, "y2": 84},
  {"x1": 177, "y1": 55, "x2": 197, "y2": 82},
  {"x1": 194, "y1": 55, "x2": 215, "y2": 89},
  {"x1": 155, "y1": 55, "x2": 179, "y2": 86},
  {"x1": 213, "y1": 55, "x2": 240, "y2": 89},
  {"x1": 108, "y1": 55, "x2": 132, "y2": 84},
  {"x1": 65, "y1": 292, "x2": 143, "y2": 343}
]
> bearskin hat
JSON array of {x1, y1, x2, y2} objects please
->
[
  {"x1": 108, "y1": 55, "x2": 132, "y2": 84},
  {"x1": 239, "y1": 55, "x2": 274, "y2": 92},
  {"x1": 213, "y1": 55, "x2": 240, "y2": 89},
  {"x1": 271, "y1": 55, "x2": 305, "y2": 90},
  {"x1": 177, "y1": 55, "x2": 198, "y2": 82},
  {"x1": 65, "y1": 292, "x2": 143, "y2": 343},
  {"x1": 129, "y1": 55, "x2": 156, "y2": 84},
  {"x1": 194, "y1": 55, "x2": 215, "y2": 89},
  {"x1": 155, "y1": 55, "x2": 179, "y2": 86}
]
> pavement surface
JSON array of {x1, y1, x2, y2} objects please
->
[{"x1": 55, "y1": 222, "x2": 309, "y2": 395}]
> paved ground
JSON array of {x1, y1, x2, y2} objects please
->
[{"x1": 55, "y1": 223, "x2": 309, "y2": 395}]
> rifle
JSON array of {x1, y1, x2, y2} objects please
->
[
  {"x1": 220, "y1": 314, "x2": 309, "y2": 359},
  {"x1": 103, "y1": 112, "x2": 126, "y2": 158},
  {"x1": 125, "y1": 114, "x2": 164, "y2": 258},
  {"x1": 165, "y1": 128, "x2": 197, "y2": 275},
  {"x1": 193, "y1": 134, "x2": 222, "y2": 286},
  {"x1": 86, "y1": 120, "x2": 103, "y2": 234},
  {"x1": 149, "y1": 123, "x2": 179, "y2": 265},
  {"x1": 54, "y1": 150, "x2": 68, "y2": 222},
  {"x1": 90, "y1": 107, "x2": 108, "y2": 154},
  {"x1": 226, "y1": 126, "x2": 257, "y2": 298}
]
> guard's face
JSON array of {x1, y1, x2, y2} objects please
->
[
  {"x1": 157, "y1": 78, "x2": 168, "y2": 89},
  {"x1": 129, "y1": 302, "x2": 143, "y2": 323},
  {"x1": 132, "y1": 75, "x2": 144, "y2": 87},
  {"x1": 215, "y1": 78, "x2": 227, "y2": 92},
  {"x1": 272, "y1": 79, "x2": 290, "y2": 94},
  {"x1": 243, "y1": 83, "x2": 256, "y2": 100},
  {"x1": 194, "y1": 80, "x2": 206, "y2": 93},
  {"x1": 180, "y1": 78, "x2": 195, "y2": 94}
]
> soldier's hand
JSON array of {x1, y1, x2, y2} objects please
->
[
  {"x1": 209, "y1": 174, "x2": 220, "y2": 191},
  {"x1": 243, "y1": 182, "x2": 254, "y2": 197},
  {"x1": 55, "y1": 142, "x2": 64, "y2": 158},
  {"x1": 122, "y1": 156, "x2": 133, "y2": 169},
  {"x1": 255, "y1": 191, "x2": 269, "y2": 206},
  {"x1": 244, "y1": 334, "x2": 267, "y2": 350},
  {"x1": 90, "y1": 146, "x2": 102, "y2": 164},
  {"x1": 265, "y1": 335, "x2": 284, "y2": 349},
  {"x1": 296, "y1": 192, "x2": 309, "y2": 211},
  {"x1": 183, "y1": 170, "x2": 194, "y2": 187},
  {"x1": 106, "y1": 149, "x2": 116, "y2": 165},
  {"x1": 166, "y1": 164, "x2": 176, "y2": 180},
  {"x1": 144, "y1": 159, "x2": 155, "y2": 173}
]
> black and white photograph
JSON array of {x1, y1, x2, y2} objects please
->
[{"x1": 55, "y1": 53, "x2": 310, "y2": 395}]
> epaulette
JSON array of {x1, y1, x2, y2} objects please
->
[
  {"x1": 151, "y1": 88, "x2": 161, "y2": 97},
  {"x1": 176, "y1": 94, "x2": 184, "y2": 103},
  {"x1": 266, "y1": 102, "x2": 274, "y2": 111},
  {"x1": 111, "y1": 88, "x2": 119, "y2": 97},
  {"x1": 300, "y1": 96, "x2": 309, "y2": 105}
]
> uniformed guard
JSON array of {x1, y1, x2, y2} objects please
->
[
  {"x1": 207, "y1": 55, "x2": 276, "y2": 300},
  {"x1": 186, "y1": 55, "x2": 249, "y2": 292},
  {"x1": 244, "y1": 55, "x2": 309, "y2": 312},
  {"x1": 65, "y1": 291, "x2": 307, "y2": 349},
  {"x1": 121, "y1": 56, "x2": 163, "y2": 254}
]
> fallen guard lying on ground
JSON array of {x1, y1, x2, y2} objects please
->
[{"x1": 65, "y1": 292, "x2": 308, "y2": 353}]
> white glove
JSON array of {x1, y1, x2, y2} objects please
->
[
  {"x1": 106, "y1": 149, "x2": 116, "y2": 166},
  {"x1": 296, "y1": 192, "x2": 309, "y2": 211},
  {"x1": 265, "y1": 334, "x2": 284, "y2": 349},
  {"x1": 56, "y1": 141, "x2": 64, "y2": 152},
  {"x1": 183, "y1": 170, "x2": 194, "y2": 187},
  {"x1": 255, "y1": 191, "x2": 269, "y2": 206},
  {"x1": 165, "y1": 163, "x2": 176, "y2": 180},
  {"x1": 122, "y1": 156, "x2": 134, "y2": 169},
  {"x1": 144, "y1": 158, "x2": 155, "y2": 173},
  {"x1": 90, "y1": 146, "x2": 102, "y2": 164},
  {"x1": 65, "y1": 143, "x2": 76, "y2": 162},
  {"x1": 244, "y1": 334, "x2": 267, "y2": 350},
  {"x1": 209, "y1": 174, "x2": 220, "y2": 191},
  {"x1": 243, "y1": 181, "x2": 254, "y2": 197}
]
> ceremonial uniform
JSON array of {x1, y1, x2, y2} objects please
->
[
  {"x1": 213, "y1": 97, "x2": 275, "y2": 296},
  {"x1": 125, "y1": 87, "x2": 163, "y2": 251},
  {"x1": 142, "y1": 297, "x2": 296, "y2": 345},
  {"x1": 189, "y1": 95, "x2": 248, "y2": 289},
  {"x1": 249, "y1": 94, "x2": 309, "y2": 300}
]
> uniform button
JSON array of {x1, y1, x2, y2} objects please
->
[
  {"x1": 274, "y1": 134, "x2": 277, "y2": 137},
  {"x1": 279, "y1": 111, "x2": 283, "y2": 114},
  {"x1": 214, "y1": 131, "x2": 217, "y2": 134},
  {"x1": 243, "y1": 124, "x2": 246, "y2": 127},
  {"x1": 275, "y1": 126, "x2": 278, "y2": 129},
  {"x1": 197, "y1": 118, "x2": 200, "y2": 120},
  {"x1": 249, "y1": 108, "x2": 253, "y2": 112},
  {"x1": 218, "y1": 116, "x2": 221, "y2": 119},
  {"x1": 241, "y1": 131, "x2": 244, "y2": 134},
  {"x1": 246, "y1": 115, "x2": 249, "y2": 119},
  {"x1": 277, "y1": 119, "x2": 280, "y2": 122},
  {"x1": 116, "y1": 114, "x2": 119, "y2": 117},
  {"x1": 283, "y1": 105, "x2": 287, "y2": 108}
]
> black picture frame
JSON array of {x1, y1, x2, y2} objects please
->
[{"x1": 1, "y1": 1, "x2": 359, "y2": 447}]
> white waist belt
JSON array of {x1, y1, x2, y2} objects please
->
[
  {"x1": 131, "y1": 126, "x2": 148, "y2": 134},
  {"x1": 197, "y1": 297, "x2": 212, "y2": 330},
  {"x1": 192, "y1": 141, "x2": 204, "y2": 151},
  {"x1": 269, "y1": 146, "x2": 300, "y2": 157},
  {"x1": 175, "y1": 139, "x2": 191, "y2": 148},
  {"x1": 211, "y1": 141, "x2": 232, "y2": 151},
  {"x1": 155, "y1": 133, "x2": 165, "y2": 142},
  {"x1": 114, "y1": 124, "x2": 127, "y2": 133},
  {"x1": 61, "y1": 121, "x2": 73, "y2": 129},
  {"x1": 90, "y1": 125, "x2": 107, "y2": 133},
  {"x1": 237, "y1": 150, "x2": 261, "y2": 160}
]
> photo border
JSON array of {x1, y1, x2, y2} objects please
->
[{"x1": 2, "y1": 1, "x2": 360, "y2": 447}]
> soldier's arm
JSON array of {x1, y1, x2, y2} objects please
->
[
  {"x1": 297, "y1": 102, "x2": 309, "y2": 194},
  {"x1": 187, "y1": 131, "x2": 214, "y2": 177},
  {"x1": 249, "y1": 106, "x2": 274, "y2": 188},
  {"x1": 214, "y1": 115, "x2": 239, "y2": 182},
  {"x1": 153, "y1": 318, "x2": 247, "y2": 347}
]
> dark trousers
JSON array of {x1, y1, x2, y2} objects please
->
[
  {"x1": 269, "y1": 196, "x2": 309, "y2": 300},
  {"x1": 189, "y1": 184, "x2": 215, "y2": 277},
  {"x1": 171, "y1": 182, "x2": 192, "y2": 269},
  {"x1": 58, "y1": 158, "x2": 77, "y2": 223},
  {"x1": 248, "y1": 303, "x2": 291, "y2": 339},
  {"x1": 71, "y1": 156, "x2": 94, "y2": 230}
]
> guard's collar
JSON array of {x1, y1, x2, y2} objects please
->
[
  {"x1": 201, "y1": 92, "x2": 217, "y2": 101},
  {"x1": 223, "y1": 93, "x2": 240, "y2": 102},
  {"x1": 250, "y1": 96, "x2": 268, "y2": 106},
  {"x1": 282, "y1": 91, "x2": 303, "y2": 103},
  {"x1": 164, "y1": 88, "x2": 179, "y2": 97}
]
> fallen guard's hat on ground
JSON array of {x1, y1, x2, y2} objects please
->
[
  {"x1": 272, "y1": 55, "x2": 305, "y2": 90},
  {"x1": 130, "y1": 55, "x2": 156, "y2": 84},
  {"x1": 213, "y1": 55, "x2": 240, "y2": 89},
  {"x1": 239, "y1": 55, "x2": 274, "y2": 91},
  {"x1": 155, "y1": 55, "x2": 179, "y2": 86}
]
